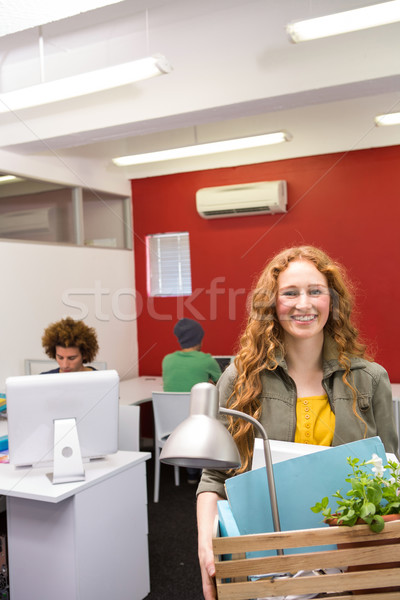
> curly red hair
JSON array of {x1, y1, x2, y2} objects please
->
[{"x1": 42, "y1": 317, "x2": 99, "y2": 364}]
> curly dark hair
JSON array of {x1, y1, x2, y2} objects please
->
[{"x1": 42, "y1": 317, "x2": 99, "y2": 363}]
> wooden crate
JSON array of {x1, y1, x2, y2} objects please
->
[{"x1": 213, "y1": 519, "x2": 400, "y2": 599}]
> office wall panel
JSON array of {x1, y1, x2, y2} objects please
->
[
  {"x1": 132, "y1": 146, "x2": 400, "y2": 383},
  {"x1": 0, "y1": 242, "x2": 138, "y2": 390}
]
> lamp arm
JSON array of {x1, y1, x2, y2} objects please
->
[{"x1": 219, "y1": 406, "x2": 282, "y2": 539}]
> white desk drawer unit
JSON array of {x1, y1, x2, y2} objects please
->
[{"x1": 1, "y1": 451, "x2": 151, "y2": 600}]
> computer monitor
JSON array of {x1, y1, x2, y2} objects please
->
[
  {"x1": 213, "y1": 355, "x2": 235, "y2": 373},
  {"x1": 6, "y1": 370, "x2": 119, "y2": 484}
]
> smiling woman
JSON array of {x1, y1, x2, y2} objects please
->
[
  {"x1": 196, "y1": 245, "x2": 399, "y2": 600},
  {"x1": 276, "y1": 259, "x2": 331, "y2": 344}
]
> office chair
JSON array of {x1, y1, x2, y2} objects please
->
[
  {"x1": 151, "y1": 391, "x2": 191, "y2": 502},
  {"x1": 118, "y1": 405, "x2": 140, "y2": 452}
]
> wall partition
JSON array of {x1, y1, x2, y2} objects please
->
[{"x1": 0, "y1": 179, "x2": 132, "y2": 249}]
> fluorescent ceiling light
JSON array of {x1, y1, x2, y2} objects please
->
[
  {"x1": 0, "y1": 54, "x2": 172, "y2": 113},
  {"x1": 112, "y1": 131, "x2": 292, "y2": 166},
  {"x1": 0, "y1": 175, "x2": 20, "y2": 184},
  {"x1": 375, "y1": 112, "x2": 400, "y2": 126},
  {"x1": 287, "y1": 0, "x2": 400, "y2": 42}
]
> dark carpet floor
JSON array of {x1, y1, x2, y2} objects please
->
[{"x1": 143, "y1": 449, "x2": 204, "y2": 600}]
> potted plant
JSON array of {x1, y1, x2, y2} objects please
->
[{"x1": 311, "y1": 453, "x2": 400, "y2": 533}]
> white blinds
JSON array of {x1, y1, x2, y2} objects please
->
[{"x1": 146, "y1": 232, "x2": 192, "y2": 297}]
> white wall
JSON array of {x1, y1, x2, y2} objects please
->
[{"x1": 0, "y1": 240, "x2": 139, "y2": 391}]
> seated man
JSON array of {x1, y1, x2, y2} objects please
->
[
  {"x1": 162, "y1": 318, "x2": 221, "y2": 483},
  {"x1": 162, "y1": 318, "x2": 221, "y2": 392},
  {"x1": 41, "y1": 317, "x2": 99, "y2": 373}
]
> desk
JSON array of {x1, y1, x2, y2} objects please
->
[
  {"x1": 119, "y1": 376, "x2": 163, "y2": 406},
  {"x1": 1, "y1": 451, "x2": 151, "y2": 600}
]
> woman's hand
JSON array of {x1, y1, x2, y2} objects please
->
[
  {"x1": 197, "y1": 491, "x2": 223, "y2": 599},
  {"x1": 198, "y1": 539, "x2": 217, "y2": 599}
]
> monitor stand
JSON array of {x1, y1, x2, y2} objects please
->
[{"x1": 52, "y1": 418, "x2": 86, "y2": 484}]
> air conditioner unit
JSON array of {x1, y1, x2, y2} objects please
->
[{"x1": 196, "y1": 180, "x2": 287, "y2": 219}]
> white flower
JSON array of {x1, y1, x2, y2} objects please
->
[
  {"x1": 366, "y1": 453, "x2": 384, "y2": 477},
  {"x1": 392, "y1": 464, "x2": 400, "y2": 479}
]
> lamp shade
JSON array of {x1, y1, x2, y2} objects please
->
[
  {"x1": 160, "y1": 382, "x2": 241, "y2": 469},
  {"x1": 160, "y1": 381, "x2": 282, "y2": 539}
]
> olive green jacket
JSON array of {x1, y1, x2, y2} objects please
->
[{"x1": 197, "y1": 337, "x2": 398, "y2": 499}]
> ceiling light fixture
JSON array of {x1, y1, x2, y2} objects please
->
[
  {"x1": 0, "y1": 54, "x2": 172, "y2": 113},
  {"x1": 112, "y1": 131, "x2": 292, "y2": 166},
  {"x1": 375, "y1": 111, "x2": 400, "y2": 126},
  {"x1": 0, "y1": 175, "x2": 20, "y2": 184},
  {"x1": 287, "y1": 0, "x2": 400, "y2": 42}
]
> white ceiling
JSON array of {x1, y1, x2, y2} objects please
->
[{"x1": 0, "y1": 0, "x2": 399, "y2": 195}]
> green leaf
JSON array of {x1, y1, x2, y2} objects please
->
[
  {"x1": 350, "y1": 480, "x2": 364, "y2": 495},
  {"x1": 310, "y1": 497, "x2": 329, "y2": 513},
  {"x1": 360, "y1": 502, "x2": 376, "y2": 519},
  {"x1": 369, "y1": 515, "x2": 385, "y2": 533},
  {"x1": 321, "y1": 507, "x2": 332, "y2": 519},
  {"x1": 366, "y1": 485, "x2": 382, "y2": 505},
  {"x1": 338, "y1": 512, "x2": 358, "y2": 527},
  {"x1": 332, "y1": 490, "x2": 344, "y2": 500}
]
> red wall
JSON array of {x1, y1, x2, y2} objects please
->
[{"x1": 131, "y1": 146, "x2": 400, "y2": 383}]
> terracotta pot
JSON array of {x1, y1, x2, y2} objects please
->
[
  {"x1": 325, "y1": 512, "x2": 400, "y2": 528},
  {"x1": 327, "y1": 513, "x2": 400, "y2": 595}
]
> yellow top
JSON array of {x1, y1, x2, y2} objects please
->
[{"x1": 295, "y1": 394, "x2": 335, "y2": 446}]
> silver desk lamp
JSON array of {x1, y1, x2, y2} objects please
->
[{"x1": 160, "y1": 381, "x2": 282, "y2": 550}]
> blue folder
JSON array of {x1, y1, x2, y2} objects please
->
[
  {"x1": 218, "y1": 500, "x2": 240, "y2": 538},
  {"x1": 224, "y1": 436, "x2": 387, "y2": 555}
]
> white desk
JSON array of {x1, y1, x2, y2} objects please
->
[
  {"x1": 1, "y1": 451, "x2": 151, "y2": 600},
  {"x1": 119, "y1": 376, "x2": 163, "y2": 406}
]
